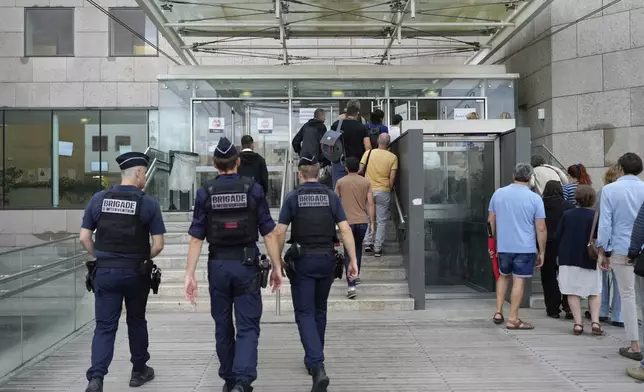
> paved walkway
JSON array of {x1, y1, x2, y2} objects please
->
[{"x1": 1, "y1": 299, "x2": 643, "y2": 391}]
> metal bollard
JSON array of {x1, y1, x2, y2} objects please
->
[{"x1": 275, "y1": 288, "x2": 281, "y2": 315}]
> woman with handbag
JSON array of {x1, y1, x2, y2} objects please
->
[{"x1": 555, "y1": 185, "x2": 603, "y2": 335}]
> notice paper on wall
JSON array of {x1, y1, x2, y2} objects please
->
[
  {"x1": 298, "y1": 108, "x2": 316, "y2": 124},
  {"x1": 58, "y1": 141, "x2": 74, "y2": 157},
  {"x1": 257, "y1": 117, "x2": 274, "y2": 134},
  {"x1": 209, "y1": 117, "x2": 225, "y2": 133},
  {"x1": 454, "y1": 108, "x2": 477, "y2": 120},
  {"x1": 119, "y1": 145, "x2": 132, "y2": 154}
]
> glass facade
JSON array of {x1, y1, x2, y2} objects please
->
[{"x1": 0, "y1": 109, "x2": 152, "y2": 209}]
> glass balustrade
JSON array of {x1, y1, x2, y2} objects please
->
[{"x1": 0, "y1": 237, "x2": 84, "y2": 277}]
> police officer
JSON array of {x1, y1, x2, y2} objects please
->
[
  {"x1": 274, "y1": 153, "x2": 359, "y2": 392},
  {"x1": 79, "y1": 152, "x2": 167, "y2": 392},
  {"x1": 183, "y1": 137, "x2": 283, "y2": 392}
]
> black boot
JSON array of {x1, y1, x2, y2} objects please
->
[
  {"x1": 129, "y1": 366, "x2": 155, "y2": 387},
  {"x1": 85, "y1": 378, "x2": 103, "y2": 392},
  {"x1": 231, "y1": 382, "x2": 253, "y2": 392},
  {"x1": 305, "y1": 358, "x2": 312, "y2": 375},
  {"x1": 311, "y1": 365, "x2": 330, "y2": 392}
]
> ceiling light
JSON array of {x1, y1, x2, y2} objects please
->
[
  {"x1": 80, "y1": 118, "x2": 90, "y2": 123},
  {"x1": 241, "y1": 90, "x2": 253, "y2": 97},
  {"x1": 331, "y1": 90, "x2": 344, "y2": 97}
]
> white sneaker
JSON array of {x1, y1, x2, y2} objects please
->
[{"x1": 346, "y1": 287, "x2": 357, "y2": 299}]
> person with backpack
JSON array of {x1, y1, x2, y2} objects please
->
[
  {"x1": 326, "y1": 104, "x2": 371, "y2": 189},
  {"x1": 366, "y1": 109, "x2": 389, "y2": 149},
  {"x1": 292, "y1": 108, "x2": 329, "y2": 167}
]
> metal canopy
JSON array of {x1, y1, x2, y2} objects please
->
[{"x1": 136, "y1": 0, "x2": 546, "y2": 65}]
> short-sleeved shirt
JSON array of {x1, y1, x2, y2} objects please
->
[
  {"x1": 331, "y1": 118, "x2": 367, "y2": 160},
  {"x1": 488, "y1": 183, "x2": 545, "y2": 253},
  {"x1": 360, "y1": 148, "x2": 398, "y2": 192},
  {"x1": 81, "y1": 185, "x2": 166, "y2": 260},
  {"x1": 335, "y1": 174, "x2": 371, "y2": 225},
  {"x1": 278, "y1": 182, "x2": 347, "y2": 225},
  {"x1": 188, "y1": 174, "x2": 276, "y2": 241}
]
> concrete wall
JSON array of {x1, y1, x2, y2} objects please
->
[
  {"x1": 490, "y1": 0, "x2": 644, "y2": 187},
  {"x1": 0, "y1": 210, "x2": 82, "y2": 247}
]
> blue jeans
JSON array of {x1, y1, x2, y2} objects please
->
[
  {"x1": 331, "y1": 161, "x2": 347, "y2": 189},
  {"x1": 600, "y1": 269, "x2": 622, "y2": 322},
  {"x1": 498, "y1": 253, "x2": 536, "y2": 278},
  {"x1": 344, "y1": 223, "x2": 368, "y2": 287}
]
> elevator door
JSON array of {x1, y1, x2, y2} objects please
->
[{"x1": 423, "y1": 135, "x2": 499, "y2": 292}]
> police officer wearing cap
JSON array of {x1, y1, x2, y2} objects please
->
[
  {"x1": 79, "y1": 152, "x2": 166, "y2": 392},
  {"x1": 184, "y1": 137, "x2": 283, "y2": 392},
  {"x1": 274, "y1": 153, "x2": 359, "y2": 392}
]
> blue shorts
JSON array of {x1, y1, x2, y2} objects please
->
[{"x1": 498, "y1": 253, "x2": 536, "y2": 278}]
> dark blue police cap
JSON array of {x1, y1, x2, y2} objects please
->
[
  {"x1": 213, "y1": 137, "x2": 238, "y2": 159},
  {"x1": 298, "y1": 154, "x2": 318, "y2": 166},
  {"x1": 116, "y1": 152, "x2": 150, "y2": 170}
]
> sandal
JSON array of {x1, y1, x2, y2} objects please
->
[
  {"x1": 591, "y1": 322, "x2": 604, "y2": 336},
  {"x1": 493, "y1": 312, "x2": 504, "y2": 325},
  {"x1": 573, "y1": 323, "x2": 584, "y2": 336},
  {"x1": 506, "y1": 319, "x2": 534, "y2": 330}
]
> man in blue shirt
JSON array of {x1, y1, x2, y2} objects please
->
[
  {"x1": 597, "y1": 152, "x2": 644, "y2": 365},
  {"x1": 488, "y1": 163, "x2": 546, "y2": 330},
  {"x1": 79, "y1": 152, "x2": 166, "y2": 392},
  {"x1": 274, "y1": 153, "x2": 358, "y2": 392},
  {"x1": 183, "y1": 137, "x2": 283, "y2": 392}
]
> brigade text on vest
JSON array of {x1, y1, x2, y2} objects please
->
[
  {"x1": 298, "y1": 194, "x2": 330, "y2": 207},
  {"x1": 211, "y1": 193, "x2": 247, "y2": 209},
  {"x1": 102, "y1": 198, "x2": 137, "y2": 215}
]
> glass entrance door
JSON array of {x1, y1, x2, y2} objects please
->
[
  {"x1": 192, "y1": 99, "x2": 291, "y2": 208},
  {"x1": 389, "y1": 98, "x2": 487, "y2": 121},
  {"x1": 423, "y1": 135, "x2": 498, "y2": 292}
]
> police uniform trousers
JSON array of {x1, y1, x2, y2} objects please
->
[
  {"x1": 87, "y1": 261, "x2": 151, "y2": 381},
  {"x1": 289, "y1": 252, "x2": 336, "y2": 371},
  {"x1": 208, "y1": 257, "x2": 262, "y2": 387}
]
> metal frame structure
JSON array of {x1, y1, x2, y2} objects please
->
[{"x1": 135, "y1": 0, "x2": 548, "y2": 65}]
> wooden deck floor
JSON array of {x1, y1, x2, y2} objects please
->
[{"x1": 1, "y1": 299, "x2": 643, "y2": 391}]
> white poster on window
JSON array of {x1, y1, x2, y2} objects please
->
[
  {"x1": 58, "y1": 141, "x2": 74, "y2": 157},
  {"x1": 119, "y1": 145, "x2": 132, "y2": 154},
  {"x1": 208, "y1": 117, "x2": 225, "y2": 133},
  {"x1": 37, "y1": 168, "x2": 51, "y2": 182},
  {"x1": 298, "y1": 108, "x2": 316, "y2": 124},
  {"x1": 257, "y1": 117, "x2": 273, "y2": 134},
  {"x1": 454, "y1": 108, "x2": 477, "y2": 120},
  {"x1": 395, "y1": 103, "x2": 409, "y2": 121}
]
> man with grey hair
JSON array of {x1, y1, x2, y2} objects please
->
[
  {"x1": 488, "y1": 162, "x2": 546, "y2": 330},
  {"x1": 360, "y1": 133, "x2": 398, "y2": 257},
  {"x1": 338, "y1": 99, "x2": 368, "y2": 125},
  {"x1": 529, "y1": 155, "x2": 568, "y2": 195}
]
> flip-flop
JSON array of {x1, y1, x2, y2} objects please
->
[
  {"x1": 506, "y1": 319, "x2": 534, "y2": 330},
  {"x1": 493, "y1": 312, "x2": 504, "y2": 325}
]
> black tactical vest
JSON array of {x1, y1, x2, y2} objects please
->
[
  {"x1": 206, "y1": 177, "x2": 258, "y2": 250},
  {"x1": 290, "y1": 185, "x2": 336, "y2": 247},
  {"x1": 94, "y1": 190, "x2": 151, "y2": 255}
]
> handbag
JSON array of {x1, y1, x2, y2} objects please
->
[
  {"x1": 587, "y1": 209, "x2": 599, "y2": 262},
  {"x1": 635, "y1": 253, "x2": 644, "y2": 277}
]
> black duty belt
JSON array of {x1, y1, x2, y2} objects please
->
[
  {"x1": 300, "y1": 246, "x2": 334, "y2": 255},
  {"x1": 210, "y1": 247, "x2": 257, "y2": 260},
  {"x1": 96, "y1": 259, "x2": 146, "y2": 269}
]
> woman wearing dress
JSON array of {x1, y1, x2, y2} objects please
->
[
  {"x1": 556, "y1": 185, "x2": 603, "y2": 335},
  {"x1": 541, "y1": 180, "x2": 574, "y2": 318},
  {"x1": 562, "y1": 163, "x2": 592, "y2": 205}
]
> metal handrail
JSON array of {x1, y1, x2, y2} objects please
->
[
  {"x1": 392, "y1": 187, "x2": 406, "y2": 225},
  {"x1": 0, "y1": 253, "x2": 89, "y2": 285},
  {"x1": 0, "y1": 262, "x2": 87, "y2": 300},
  {"x1": 532, "y1": 144, "x2": 566, "y2": 170},
  {"x1": 143, "y1": 159, "x2": 170, "y2": 192},
  {"x1": 0, "y1": 235, "x2": 80, "y2": 257},
  {"x1": 144, "y1": 147, "x2": 170, "y2": 165}
]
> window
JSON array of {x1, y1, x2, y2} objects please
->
[
  {"x1": 100, "y1": 111, "x2": 149, "y2": 187},
  {"x1": 109, "y1": 8, "x2": 158, "y2": 56},
  {"x1": 92, "y1": 136, "x2": 108, "y2": 152},
  {"x1": 115, "y1": 136, "x2": 131, "y2": 152},
  {"x1": 55, "y1": 111, "x2": 101, "y2": 207},
  {"x1": 4, "y1": 111, "x2": 52, "y2": 207},
  {"x1": 25, "y1": 8, "x2": 74, "y2": 57}
]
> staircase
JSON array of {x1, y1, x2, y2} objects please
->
[{"x1": 147, "y1": 210, "x2": 415, "y2": 313}]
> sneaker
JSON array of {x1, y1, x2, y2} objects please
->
[
  {"x1": 355, "y1": 277, "x2": 362, "y2": 285},
  {"x1": 346, "y1": 287, "x2": 356, "y2": 299},
  {"x1": 129, "y1": 366, "x2": 155, "y2": 387},
  {"x1": 374, "y1": 248, "x2": 382, "y2": 257},
  {"x1": 612, "y1": 321, "x2": 625, "y2": 328},
  {"x1": 627, "y1": 366, "x2": 644, "y2": 381},
  {"x1": 619, "y1": 347, "x2": 644, "y2": 361},
  {"x1": 364, "y1": 245, "x2": 374, "y2": 253}
]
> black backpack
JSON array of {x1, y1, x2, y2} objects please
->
[{"x1": 367, "y1": 125, "x2": 383, "y2": 149}]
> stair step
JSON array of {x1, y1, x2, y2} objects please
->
[
  {"x1": 158, "y1": 280, "x2": 409, "y2": 297},
  {"x1": 146, "y1": 295, "x2": 414, "y2": 313},
  {"x1": 152, "y1": 255, "x2": 403, "y2": 269},
  {"x1": 160, "y1": 266, "x2": 407, "y2": 283},
  {"x1": 530, "y1": 295, "x2": 545, "y2": 309},
  {"x1": 159, "y1": 243, "x2": 401, "y2": 258}
]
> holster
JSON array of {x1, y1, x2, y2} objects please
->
[
  {"x1": 85, "y1": 260, "x2": 97, "y2": 292},
  {"x1": 284, "y1": 247, "x2": 297, "y2": 280},
  {"x1": 150, "y1": 261, "x2": 162, "y2": 295},
  {"x1": 259, "y1": 254, "x2": 270, "y2": 289},
  {"x1": 333, "y1": 250, "x2": 345, "y2": 280}
]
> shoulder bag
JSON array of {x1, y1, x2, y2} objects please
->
[{"x1": 587, "y1": 209, "x2": 599, "y2": 262}]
